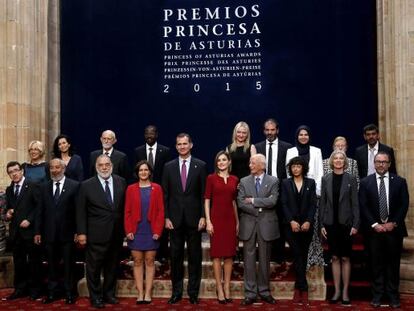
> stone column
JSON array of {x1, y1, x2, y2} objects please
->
[
  {"x1": 0, "y1": 0, "x2": 60, "y2": 188},
  {"x1": 377, "y1": 0, "x2": 414, "y2": 294}
]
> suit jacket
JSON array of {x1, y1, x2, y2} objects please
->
[
  {"x1": 65, "y1": 154, "x2": 84, "y2": 181},
  {"x1": 133, "y1": 143, "x2": 170, "y2": 184},
  {"x1": 359, "y1": 173, "x2": 409, "y2": 236},
  {"x1": 237, "y1": 174, "x2": 279, "y2": 241},
  {"x1": 281, "y1": 177, "x2": 317, "y2": 225},
  {"x1": 37, "y1": 178, "x2": 80, "y2": 243},
  {"x1": 162, "y1": 157, "x2": 206, "y2": 228},
  {"x1": 124, "y1": 182, "x2": 164, "y2": 236},
  {"x1": 6, "y1": 179, "x2": 41, "y2": 241},
  {"x1": 255, "y1": 139, "x2": 292, "y2": 180},
  {"x1": 354, "y1": 142, "x2": 397, "y2": 178},
  {"x1": 286, "y1": 145, "x2": 324, "y2": 196},
  {"x1": 76, "y1": 174, "x2": 126, "y2": 243},
  {"x1": 89, "y1": 149, "x2": 130, "y2": 181},
  {"x1": 319, "y1": 173, "x2": 360, "y2": 229}
]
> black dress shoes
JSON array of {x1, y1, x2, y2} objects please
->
[
  {"x1": 167, "y1": 295, "x2": 182, "y2": 304},
  {"x1": 370, "y1": 300, "x2": 381, "y2": 308},
  {"x1": 5, "y1": 291, "x2": 26, "y2": 300},
  {"x1": 189, "y1": 296, "x2": 199, "y2": 304},
  {"x1": 42, "y1": 296, "x2": 57, "y2": 304},
  {"x1": 260, "y1": 295, "x2": 276, "y2": 304},
  {"x1": 91, "y1": 298, "x2": 105, "y2": 309},
  {"x1": 103, "y1": 296, "x2": 119, "y2": 304},
  {"x1": 390, "y1": 301, "x2": 401, "y2": 309},
  {"x1": 29, "y1": 294, "x2": 41, "y2": 301},
  {"x1": 65, "y1": 296, "x2": 76, "y2": 304},
  {"x1": 241, "y1": 297, "x2": 256, "y2": 306}
]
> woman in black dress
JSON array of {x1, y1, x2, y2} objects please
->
[
  {"x1": 282, "y1": 156, "x2": 317, "y2": 305},
  {"x1": 319, "y1": 150, "x2": 359, "y2": 305},
  {"x1": 52, "y1": 134, "x2": 84, "y2": 181},
  {"x1": 226, "y1": 121, "x2": 256, "y2": 180}
]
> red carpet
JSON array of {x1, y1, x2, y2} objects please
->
[{"x1": 1, "y1": 289, "x2": 413, "y2": 310}]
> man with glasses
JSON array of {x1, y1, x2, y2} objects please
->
[
  {"x1": 359, "y1": 152, "x2": 409, "y2": 309},
  {"x1": 4, "y1": 161, "x2": 42, "y2": 300}
]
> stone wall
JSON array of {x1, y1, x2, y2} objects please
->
[
  {"x1": 377, "y1": 0, "x2": 414, "y2": 293},
  {"x1": 0, "y1": 0, "x2": 60, "y2": 188}
]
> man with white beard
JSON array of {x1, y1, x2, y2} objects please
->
[
  {"x1": 77, "y1": 155, "x2": 126, "y2": 309},
  {"x1": 89, "y1": 130, "x2": 130, "y2": 180},
  {"x1": 37, "y1": 158, "x2": 80, "y2": 304}
]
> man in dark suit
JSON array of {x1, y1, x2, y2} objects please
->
[
  {"x1": 89, "y1": 130, "x2": 130, "y2": 180},
  {"x1": 77, "y1": 154, "x2": 126, "y2": 309},
  {"x1": 4, "y1": 161, "x2": 42, "y2": 300},
  {"x1": 134, "y1": 125, "x2": 170, "y2": 184},
  {"x1": 237, "y1": 154, "x2": 279, "y2": 306},
  {"x1": 359, "y1": 151, "x2": 409, "y2": 309},
  {"x1": 255, "y1": 118, "x2": 292, "y2": 265},
  {"x1": 37, "y1": 158, "x2": 79, "y2": 304},
  {"x1": 162, "y1": 133, "x2": 206, "y2": 305},
  {"x1": 354, "y1": 124, "x2": 397, "y2": 178},
  {"x1": 134, "y1": 125, "x2": 171, "y2": 265}
]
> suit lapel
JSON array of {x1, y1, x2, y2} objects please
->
[
  {"x1": 94, "y1": 177, "x2": 112, "y2": 209},
  {"x1": 339, "y1": 173, "x2": 349, "y2": 202},
  {"x1": 325, "y1": 174, "x2": 333, "y2": 204},
  {"x1": 185, "y1": 160, "x2": 198, "y2": 192},
  {"x1": 15, "y1": 180, "x2": 29, "y2": 206}
]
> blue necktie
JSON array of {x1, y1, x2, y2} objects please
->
[
  {"x1": 105, "y1": 180, "x2": 113, "y2": 206},
  {"x1": 255, "y1": 177, "x2": 261, "y2": 195}
]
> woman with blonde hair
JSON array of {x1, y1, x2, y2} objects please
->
[
  {"x1": 226, "y1": 121, "x2": 256, "y2": 180},
  {"x1": 22, "y1": 140, "x2": 49, "y2": 183}
]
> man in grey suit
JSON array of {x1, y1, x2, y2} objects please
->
[{"x1": 237, "y1": 154, "x2": 279, "y2": 306}]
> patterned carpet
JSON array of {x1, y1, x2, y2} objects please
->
[{"x1": 0, "y1": 289, "x2": 413, "y2": 310}]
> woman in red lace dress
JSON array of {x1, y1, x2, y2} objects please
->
[{"x1": 205, "y1": 151, "x2": 239, "y2": 304}]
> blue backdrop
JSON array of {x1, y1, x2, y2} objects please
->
[{"x1": 61, "y1": 0, "x2": 377, "y2": 174}]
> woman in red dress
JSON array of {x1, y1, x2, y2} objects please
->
[{"x1": 205, "y1": 151, "x2": 239, "y2": 304}]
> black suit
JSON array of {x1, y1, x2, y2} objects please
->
[
  {"x1": 6, "y1": 179, "x2": 42, "y2": 296},
  {"x1": 133, "y1": 143, "x2": 170, "y2": 184},
  {"x1": 359, "y1": 173, "x2": 409, "y2": 304},
  {"x1": 76, "y1": 175, "x2": 126, "y2": 301},
  {"x1": 89, "y1": 149, "x2": 130, "y2": 181},
  {"x1": 281, "y1": 178, "x2": 317, "y2": 290},
  {"x1": 255, "y1": 139, "x2": 292, "y2": 180},
  {"x1": 255, "y1": 139, "x2": 292, "y2": 263},
  {"x1": 162, "y1": 157, "x2": 206, "y2": 298},
  {"x1": 354, "y1": 143, "x2": 397, "y2": 178},
  {"x1": 38, "y1": 178, "x2": 79, "y2": 296}
]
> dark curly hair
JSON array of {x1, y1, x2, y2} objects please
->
[{"x1": 287, "y1": 156, "x2": 309, "y2": 177}]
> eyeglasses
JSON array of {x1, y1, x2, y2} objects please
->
[{"x1": 374, "y1": 160, "x2": 390, "y2": 165}]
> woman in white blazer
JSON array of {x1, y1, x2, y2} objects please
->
[{"x1": 286, "y1": 125, "x2": 323, "y2": 196}]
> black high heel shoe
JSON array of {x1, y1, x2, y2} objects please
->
[
  {"x1": 216, "y1": 290, "x2": 226, "y2": 304},
  {"x1": 224, "y1": 289, "x2": 233, "y2": 303}
]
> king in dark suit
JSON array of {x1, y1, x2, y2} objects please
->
[
  {"x1": 37, "y1": 158, "x2": 80, "y2": 304},
  {"x1": 4, "y1": 161, "x2": 42, "y2": 300},
  {"x1": 162, "y1": 133, "x2": 206, "y2": 305},
  {"x1": 237, "y1": 154, "x2": 279, "y2": 306},
  {"x1": 359, "y1": 151, "x2": 409, "y2": 309},
  {"x1": 77, "y1": 154, "x2": 126, "y2": 309},
  {"x1": 255, "y1": 118, "x2": 292, "y2": 265},
  {"x1": 354, "y1": 124, "x2": 397, "y2": 178},
  {"x1": 89, "y1": 130, "x2": 130, "y2": 181}
]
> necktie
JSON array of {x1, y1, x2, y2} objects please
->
[
  {"x1": 267, "y1": 142, "x2": 273, "y2": 176},
  {"x1": 105, "y1": 151, "x2": 110, "y2": 157},
  {"x1": 181, "y1": 160, "x2": 187, "y2": 191},
  {"x1": 379, "y1": 176, "x2": 388, "y2": 222},
  {"x1": 54, "y1": 182, "x2": 60, "y2": 204},
  {"x1": 14, "y1": 184, "x2": 20, "y2": 198},
  {"x1": 105, "y1": 180, "x2": 113, "y2": 206},
  {"x1": 255, "y1": 177, "x2": 261, "y2": 195},
  {"x1": 148, "y1": 147, "x2": 154, "y2": 168},
  {"x1": 368, "y1": 148, "x2": 376, "y2": 175}
]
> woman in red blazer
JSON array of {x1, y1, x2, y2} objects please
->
[{"x1": 124, "y1": 160, "x2": 164, "y2": 304}]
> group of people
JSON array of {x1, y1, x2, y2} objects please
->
[{"x1": 0, "y1": 121, "x2": 409, "y2": 309}]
